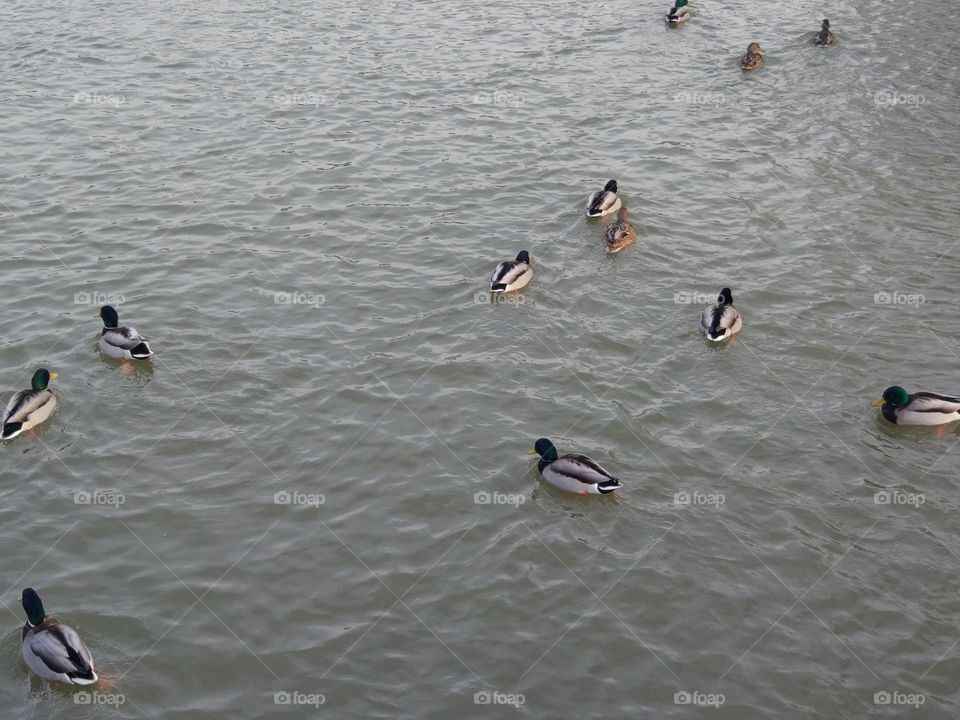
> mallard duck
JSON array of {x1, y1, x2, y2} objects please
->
[
  {"x1": 1, "y1": 368, "x2": 57, "y2": 440},
  {"x1": 529, "y1": 438, "x2": 623, "y2": 494},
  {"x1": 665, "y1": 0, "x2": 690, "y2": 24},
  {"x1": 99, "y1": 305, "x2": 153, "y2": 360},
  {"x1": 699, "y1": 287, "x2": 742, "y2": 342},
  {"x1": 740, "y1": 42, "x2": 765, "y2": 70},
  {"x1": 604, "y1": 208, "x2": 636, "y2": 254},
  {"x1": 813, "y1": 19, "x2": 836, "y2": 46},
  {"x1": 585, "y1": 179, "x2": 621, "y2": 218},
  {"x1": 20, "y1": 587, "x2": 98, "y2": 685},
  {"x1": 490, "y1": 251, "x2": 533, "y2": 293},
  {"x1": 873, "y1": 386, "x2": 960, "y2": 426}
]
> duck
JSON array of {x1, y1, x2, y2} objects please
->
[
  {"x1": 490, "y1": 251, "x2": 533, "y2": 293},
  {"x1": 740, "y1": 42, "x2": 765, "y2": 70},
  {"x1": 665, "y1": 0, "x2": 690, "y2": 24},
  {"x1": 873, "y1": 386, "x2": 960, "y2": 426},
  {"x1": 20, "y1": 587, "x2": 98, "y2": 685},
  {"x1": 699, "y1": 287, "x2": 742, "y2": 342},
  {"x1": 585, "y1": 179, "x2": 621, "y2": 218},
  {"x1": 530, "y1": 438, "x2": 623, "y2": 494},
  {"x1": 1, "y1": 369, "x2": 57, "y2": 440},
  {"x1": 813, "y1": 19, "x2": 836, "y2": 46},
  {"x1": 604, "y1": 208, "x2": 636, "y2": 254},
  {"x1": 99, "y1": 305, "x2": 153, "y2": 360}
]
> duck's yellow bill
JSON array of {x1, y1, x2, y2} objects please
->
[
  {"x1": 49, "y1": 373, "x2": 58, "y2": 379},
  {"x1": 528, "y1": 449, "x2": 538, "y2": 456},
  {"x1": 872, "y1": 399, "x2": 884, "y2": 407}
]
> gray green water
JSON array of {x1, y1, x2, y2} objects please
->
[{"x1": 2, "y1": 0, "x2": 960, "y2": 717}]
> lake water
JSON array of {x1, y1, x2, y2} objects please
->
[{"x1": 2, "y1": 0, "x2": 959, "y2": 717}]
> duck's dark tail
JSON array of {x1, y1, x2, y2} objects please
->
[
  {"x1": 130, "y1": 342, "x2": 153, "y2": 359},
  {"x1": 598, "y1": 478, "x2": 622, "y2": 494},
  {"x1": 490, "y1": 283, "x2": 507, "y2": 293},
  {"x1": 1, "y1": 421, "x2": 23, "y2": 440}
]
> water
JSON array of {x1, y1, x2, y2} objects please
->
[{"x1": 1, "y1": 0, "x2": 959, "y2": 717}]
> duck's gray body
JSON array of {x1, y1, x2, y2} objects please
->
[
  {"x1": 699, "y1": 302, "x2": 742, "y2": 342},
  {"x1": 100, "y1": 325, "x2": 152, "y2": 360},
  {"x1": 21, "y1": 617, "x2": 97, "y2": 685},
  {"x1": 490, "y1": 259, "x2": 533, "y2": 293},
  {"x1": 586, "y1": 186, "x2": 621, "y2": 218},
  {"x1": 1, "y1": 389, "x2": 56, "y2": 440},
  {"x1": 538, "y1": 454, "x2": 622, "y2": 494}
]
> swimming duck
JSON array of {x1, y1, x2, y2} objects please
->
[
  {"x1": 1, "y1": 369, "x2": 57, "y2": 440},
  {"x1": 813, "y1": 19, "x2": 836, "y2": 46},
  {"x1": 490, "y1": 251, "x2": 533, "y2": 293},
  {"x1": 666, "y1": 0, "x2": 690, "y2": 24},
  {"x1": 873, "y1": 386, "x2": 960, "y2": 426},
  {"x1": 604, "y1": 208, "x2": 636, "y2": 254},
  {"x1": 530, "y1": 438, "x2": 623, "y2": 494},
  {"x1": 20, "y1": 587, "x2": 98, "y2": 685},
  {"x1": 699, "y1": 288, "x2": 742, "y2": 342},
  {"x1": 585, "y1": 179, "x2": 621, "y2": 218},
  {"x1": 740, "y1": 43, "x2": 765, "y2": 70},
  {"x1": 99, "y1": 305, "x2": 153, "y2": 360}
]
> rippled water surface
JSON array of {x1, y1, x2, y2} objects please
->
[{"x1": 2, "y1": 0, "x2": 960, "y2": 717}]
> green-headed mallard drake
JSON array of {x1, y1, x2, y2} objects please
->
[
  {"x1": 604, "y1": 208, "x2": 636, "y2": 254},
  {"x1": 99, "y1": 305, "x2": 153, "y2": 360},
  {"x1": 813, "y1": 19, "x2": 836, "y2": 46},
  {"x1": 666, "y1": 0, "x2": 690, "y2": 24},
  {"x1": 20, "y1": 587, "x2": 98, "y2": 685},
  {"x1": 586, "y1": 179, "x2": 621, "y2": 218},
  {"x1": 699, "y1": 287, "x2": 742, "y2": 342},
  {"x1": 530, "y1": 438, "x2": 623, "y2": 494},
  {"x1": 490, "y1": 251, "x2": 533, "y2": 293},
  {"x1": 873, "y1": 386, "x2": 960, "y2": 426},
  {"x1": 740, "y1": 43, "x2": 765, "y2": 70},
  {"x1": 1, "y1": 369, "x2": 57, "y2": 440}
]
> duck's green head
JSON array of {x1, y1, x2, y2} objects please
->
[
  {"x1": 31, "y1": 368, "x2": 56, "y2": 391},
  {"x1": 530, "y1": 438, "x2": 559, "y2": 462},
  {"x1": 21, "y1": 588, "x2": 46, "y2": 626},
  {"x1": 676, "y1": 0, "x2": 688, "y2": 7},
  {"x1": 604, "y1": 179, "x2": 618, "y2": 193},
  {"x1": 516, "y1": 250, "x2": 530, "y2": 263},
  {"x1": 718, "y1": 287, "x2": 733, "y2": 305},
  {"x1": 100, "y1": 305, "x2": 120, "y2": 328},
  {"x1": 875, "y1": 386, "x2": 909, "y2": 407}
]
